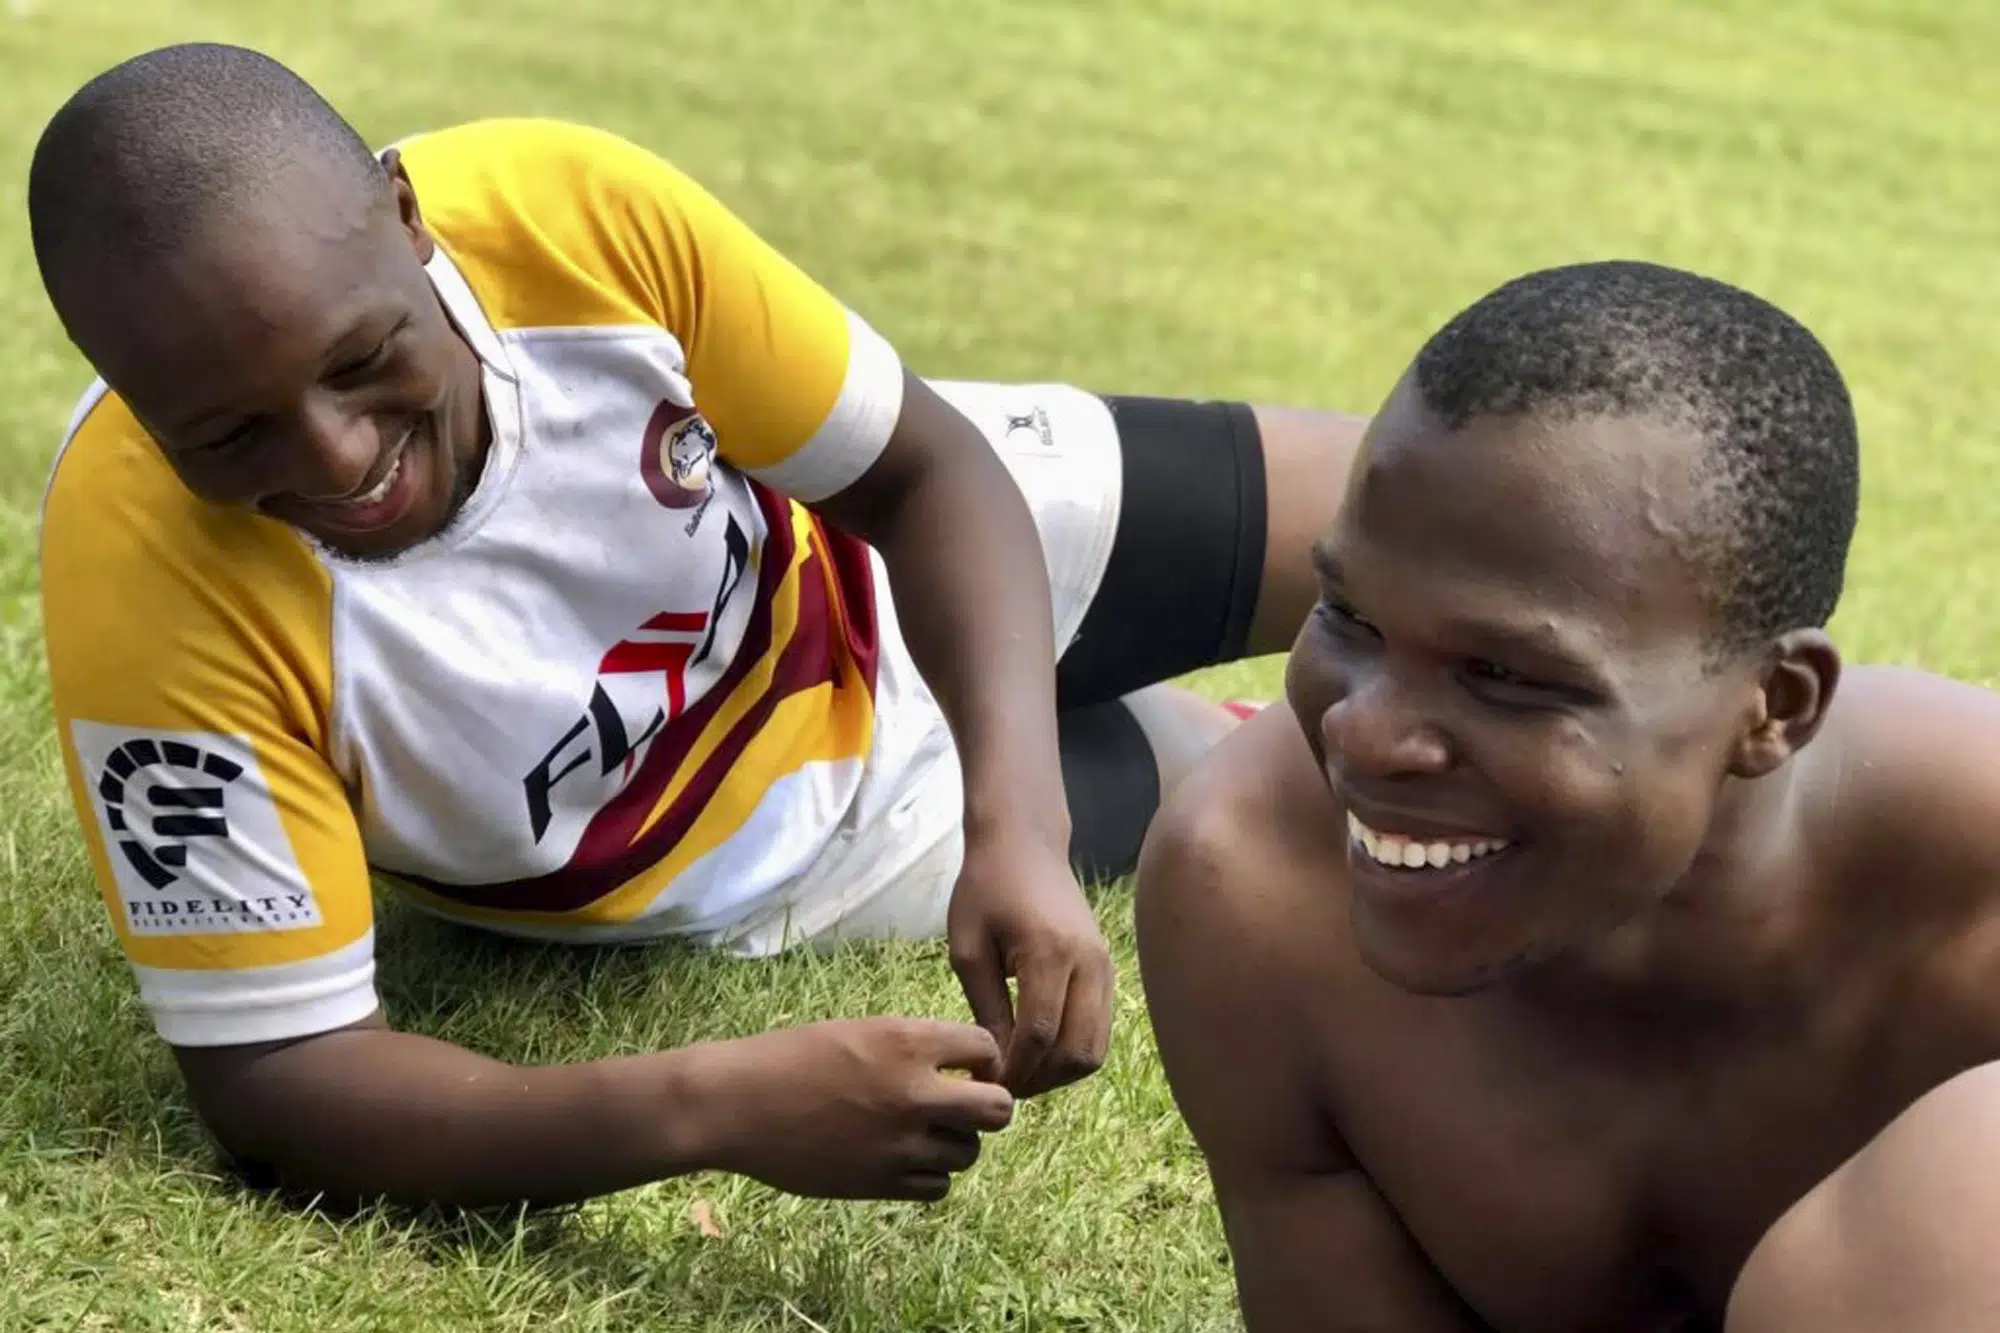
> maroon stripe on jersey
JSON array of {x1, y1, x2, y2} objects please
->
[
  {"x1": 811, "y1": 507, "x2": 880, "y2": 692},
  {"x1": 407, "y1": 483, "x2": 882, "y2": 916}
]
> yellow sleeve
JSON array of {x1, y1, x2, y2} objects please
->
[
  {"x1": 400, "y1": 119, "x2": 907, "y2": 500},
  {"x1": 40, "y1": 392, "x2": 378, "y2": 1048}
]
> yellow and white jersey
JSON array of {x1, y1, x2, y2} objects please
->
[{"x1": 40, "y1": 119, "x2": 989, "y2": 1048}]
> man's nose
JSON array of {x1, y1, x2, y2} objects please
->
[
  {"x1": 1320, "y1": 670, "x2": 1453, "y2": 782},
  {"x1": 282, "y1": 393, "x2": 383, "y2": 501}
]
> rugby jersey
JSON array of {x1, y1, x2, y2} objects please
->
[{"x1": 40, "y1": 119, "x2": 961, "y2": 1047}]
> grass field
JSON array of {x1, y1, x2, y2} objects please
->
[{"x1": 3, "y1": 1, "x2": 1999, "y2": 1329}]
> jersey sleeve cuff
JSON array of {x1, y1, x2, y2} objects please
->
[
  {"x1": 745, "y1": 311, "x2": 905, "y2": 502},
  {"x1": 133, "y1": 931, "x2": 380, "y2": 1048}
]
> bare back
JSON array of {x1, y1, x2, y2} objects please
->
[{"x1": 1138, "y1": 667, "x2": 2000, "y2": 1333}]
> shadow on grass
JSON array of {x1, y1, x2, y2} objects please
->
[{"x1": 2, "y1": 868, "x2": 1146, "y2": 1327}]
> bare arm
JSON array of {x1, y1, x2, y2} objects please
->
[
  {"x1": 810, "y1": 372, "x2": 1069, "y2": 874},
  {"x1": 1134, "y1": 734, "x2": 1490, "y2": 1333},
  {"x1": 1727, "y1": 1062, "x2": 2000, "y2": 1333},
  {"x1": 813, "y1": 372, "x2": 1111, "y2": 1096},
  {"x1": 177, "y1": 1014, "x2": 709, "y2": 1209},
  {"x1": 1214, "y1": 1171, "x2": 1495, "y2": 1333},
  {"x1": 175, "y1": 1011, "x2": 1015, "y2": 1211}
]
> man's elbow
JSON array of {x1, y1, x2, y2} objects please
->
[
  {"x1": 1726, "y1": 1190, "x2": 1840, "y2": 1333},
  {"x1": 172, "y1": 1027, "x2": 388, "y2": 1207},
  {"x1": 1729, "y1": 1062, "x2": 2000, "y2": 1333}
]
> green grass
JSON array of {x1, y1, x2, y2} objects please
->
[{"x1": 3, "y1": 0, "x2": 1999, "y2": 1328}]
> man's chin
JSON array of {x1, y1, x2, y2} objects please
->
[
  {"x1": 298, "y1": 519, "x2": 428, "y2": 563},
  {"x1": 285, "y1": 493, "x2": 439, "y2": 562},
  {"x1": 1351, "y1": 923, "x2": 1521, "y2": 999},
  {"x1": 279, "y1": 453, "x2": 471, "y2": 562}
]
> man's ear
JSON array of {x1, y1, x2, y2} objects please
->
[
  {"x1": 379, "y1": 148, "x2": 435, "y2": 263},
  {"x1": 1728, "y1": 629, "x2": 1842, "y2": 779}
]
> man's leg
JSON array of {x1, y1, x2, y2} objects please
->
[
  {"x1": 1241, "y1": 405, "x2": 1372, "y2": 655},
  {"x1": 1055, "y1": 397, "x2": 1367, "y2": 708},
  {"x1": 1057, "y1": 684, "x2": 1243, "y2": 883},
  {"x1": 1043, "y1": 393, "x2": 1363, "y2": 880}
]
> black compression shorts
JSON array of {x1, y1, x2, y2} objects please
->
[{"x1": 1056, "y1": 394, "x2": 1266, "y2": 881}]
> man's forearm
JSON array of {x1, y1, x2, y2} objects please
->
[
  {"x1": 881, "y1": 463, "x2": 1067, "y2": 837},
  {"x1": 186, "y1": 1026, "x2": 727, "y2": 1210},
  {"x1": 832, "y1": 377, "x2": 1070, "y2": 844}
]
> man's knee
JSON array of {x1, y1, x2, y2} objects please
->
[{"x1": 1058, "y1": 698, "x2": 1162, "y2": 883}]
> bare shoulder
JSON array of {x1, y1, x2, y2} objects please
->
[
  {"x1": 1136, "y1": 703, "x2": 1341, "y2": 985},
  {"x1": 1846, "y1": 1059, "x2": 2000, "y2": 1187},
  {"x1": 1810, "y1": 666, "x2": 2000, "y2": 914},
  {"x1": 1728, "y1": 1061, "x2": 2000, "y2": 1333},
  {"x1": 1135, "y1": 705, "x2": 1351, "y2": 1172},
  {"x1": 1814, "y1": 668, "x2": 2000, "y2": 1033},
  {"x1": 1826, "y1": 666, "x2": 2000, "y2": 843}
]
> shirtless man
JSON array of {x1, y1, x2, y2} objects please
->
[{"x1": 1137, "y1": 258, "x2": 2000, "y2": 1331}]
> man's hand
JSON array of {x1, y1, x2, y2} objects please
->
[
  {"x1": 704, "y1": 1018, "x2": 1016, "y2": 1201},
  {"x1": 947, "y1": 830, "x2": 1114, "y2": 1097}
]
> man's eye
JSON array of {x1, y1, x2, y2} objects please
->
[
  {"x1": 1465, "y1": 659, "x2": 1536, "y2": 688},
  {"x1": 196, "y1": 422, "x2": 253, "y2": 453},
  {"x1": 1462, "y1": 658, "x2": 1591, "y2": 711},
  {"x1": 1317, "y1": 597, "x2": 1379, "y2": 637},
  {"x1": 329, "y1": 339, "x2": 391, "y2": 380}
]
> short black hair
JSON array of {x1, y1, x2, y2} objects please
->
[
  {"x1": 27, "y1": 43, "x2": 385, "y2": 324},
  {"x1": 1412, "y1": 260, "x2": 1859, "y2": 655}
]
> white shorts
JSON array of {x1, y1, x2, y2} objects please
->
[{"x1": 712, "y1": 379, "x2": 1124, "y2": 954}]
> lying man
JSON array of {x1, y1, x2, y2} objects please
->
[
  {"x1": 30, "y1": 44, "x2": 1362, "y2": 1210},
  {"x1": 1137, "y1": 258, "x2": 2000, "y2": 1331}
]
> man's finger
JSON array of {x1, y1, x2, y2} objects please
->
[
  {"x1": 912, "y1": 1125, "x2": 984, "y2": 1175},
  {"x1": 924, "y1": 1067, "x2": 1017, "y2": 1133},
  {"x1": 948, "y1": 932, "x2": 1016, "y2": 1056},
  {"x1": 901, "y1": 1171, "x2": 953, "y2": 1203},
  {"x1": 914, "y1": 1017, "x2": 1005, "y2": 1083},
  {"x1": 1031, "y1": 955, "x2": 1113, "y2": 1095},
  {"x1": 999, "y1": 952, "x2": 1072, "y2": 1092}
]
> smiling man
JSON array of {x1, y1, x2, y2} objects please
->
[
  {"x1": 1137, "y1": 261, "x2": 2000, "y2": 1330},
  {"x1": 30, "y1": 43, "x2": 1362, "y2": 1211}
]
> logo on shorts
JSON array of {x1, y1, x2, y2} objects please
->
[
  {"x1": 71, "y1": 722, "x2": 323, "y2": 937},
  {"x1": 1003, "y1": 406, "x2": 1054, "y2": 449},
  {"x1": 640, "y1": 400, "x2": 719, "y2": 511}
]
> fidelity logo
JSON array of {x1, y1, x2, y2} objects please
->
[{"x1": 75, "y1": 724, "x2": 323, "y2": 937}]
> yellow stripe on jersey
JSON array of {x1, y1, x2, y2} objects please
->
[
  {"x1": 396, "y1": 119, "x2": 863, "y2": 474},
  {"x1": 603, "y1": 512, "x2": 876, "y2": 919}
]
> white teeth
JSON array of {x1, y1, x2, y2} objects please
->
[
  {"x1": 340, "y1": 451, "x2": 401, "y2": 508},
  {"x1": 1345, "y1": 811, "x2": 1512, "y2": 872}
]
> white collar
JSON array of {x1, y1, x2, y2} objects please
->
[{"x1": 422, "y1": 241, "x2": 516, "y2": 383}]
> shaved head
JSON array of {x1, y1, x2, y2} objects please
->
[
  {"x1": 1411, "y1": 261, "x2": 1859, "y2": 657},
  {"x1": 28, "y1": 44, "x2": 491, "y2": 562},
  {"x1": 28, "y1": 42, "x2": 387, "y2": 343}
]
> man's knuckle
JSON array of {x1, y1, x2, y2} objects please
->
[
  {"x1": 1021, "y1": 1015, "x2": 1061, "y2": 1049},
  {"x1": 1062, "y1": 1040, "x2": 1105, "y2": 1069}
]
